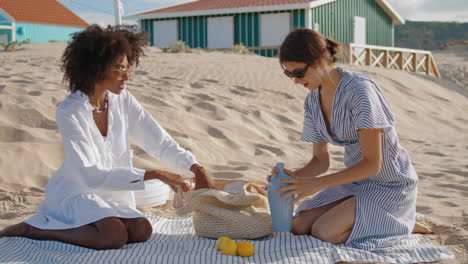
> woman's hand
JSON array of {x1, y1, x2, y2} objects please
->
[
  {"x1": 145, "y1": 170, "x2": 190, "y2": 192},
  {"x1": 276, "y1": 176, "x2": 326, "y2": 206},
  {"x1": 190, "y1": 164, "x2": 215, "y2": 190},
  {"x1": 267, "y1": 167, "x2": 296, "y2": 182}
]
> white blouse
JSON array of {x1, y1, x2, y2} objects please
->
[{"x1": 26, "y1": 89, "x2": 198, "y2": 230}]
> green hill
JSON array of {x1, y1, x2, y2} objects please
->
[{"x1": 395, "y1": 21, "x2": 468, "y2": 50}]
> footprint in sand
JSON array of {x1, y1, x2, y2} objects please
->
[
  {"x1": 139, "y1": 96, "x2": 170, "y2": 107},
  {"x1": 419, "y1": 172, "x2": 445, "y2": 179},
  {"x1": 437, "y1": 183, "x2": 468, "y2": 193},
  {"x1": 445, "y1": 234, "x2": 465, "y2": 245},
  {"x1": 195, "y1": 102, "x2": 217, "y2": 112},
  {"x1": 416, "y1": 205, "x2": 432, "y2": 213},
  {"x1": 133, "y1": 70, "x2": 148, "y2": 75},
  {"x1": 441, "y1": 170, "x2": 468, "y2": 177},
  {"x1": 201, "y1": 79, "x2": 218, "y2": 83},
  {"x1": 255, "y1": 144, "x2": 285, "y2": 157},
  {"x1": 190, "y1": 82, "x2": 205, "y2": 89},
  {"x1": 165, "y1": 128, "x2": 189, "y2": 139},
  {"x1": 212, "y1": 172, "x2": 243, "y2": 179},
  {"x1": 426, "y1": 194, "x2": 448, "y2": 199},
  {"x1": 207, "y1": 126, "x2": 226, "y2": 139},
  {"x1": 10, "y1": 108, "x2": 57, "y2": 130},
  {"x1": 424, "y1": 91, "x2": 451, "y2": 103},
  {"x1": 252, "y1": 110, "x2": 261, "y2": 118},
  {"x1": 27, "y1": 91, "x2": 42, "y2": 96},
  {"x1": 440, "y1": 201, "x2": 458, "y2": 208},
  {"x1": 265, "y1": 89, "x2": 295, "y2": 100},
  {"x1": 193, "y1": 93, "x2": 215, "y2": 101},
  {"x1": 424, "y1": 151, "x2": 446, "y2": 157},
  {"x1": 229, "y1": 89, "x2": 247, "y2": 96},
  {"x1": 162, "y1": 76, "x2": 179, "y2": 80},
  {"x1": 213, "y1": 165, "x2": 249, "y2": 171},
  {"x1": 0, "y1": 126, "x2": 38, "y2": 143},
  {"x1": 12, "y1": 79, "x2": 34, "y2": 84},
  {"x1": 234, "y1": 85, "x2": 256, "y2": 93},
  {"x1": 226, "y1": 105, "x2": 249, "y2": 115},
  {"x1": 275, "y1": 114, "x2": 295, "y2": 125}
]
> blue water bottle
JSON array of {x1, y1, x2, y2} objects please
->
[{"x1": 268, "y1": 162, "x2": 294, "y2": 232}]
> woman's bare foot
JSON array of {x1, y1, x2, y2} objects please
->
[
  {"x1": 0, "y1": 222, "x2": 38, "y2": 238},
  {"x1": 412, "y1": 221, "x2": 433, "y2": 234}
]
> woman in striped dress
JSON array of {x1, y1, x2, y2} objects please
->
[{"x1": 271, "y1": 29, "x2": 424, "y2": 251}]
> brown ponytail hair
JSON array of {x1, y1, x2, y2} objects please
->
[{"x1": 279, "y1": 28, "x2": 341, "y2": 66}]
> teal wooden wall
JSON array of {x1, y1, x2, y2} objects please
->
[
  {"x1": 0, "y1": 13, "x2": 13, "y2": 42},
  {"x1": 15, "y1": 22, "x2": 85, "y2": 43},
  {"x1": 0, "y1": 29, "x2": 11, "y2": 42},
  {"x1": 140, "y1": 0, "x2": 394, "y2": 57},
  {"x1": 311, "y1": 0, "x2": 393, "y2": 46}
]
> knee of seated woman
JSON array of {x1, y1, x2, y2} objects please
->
[
  {"x1": 94, "y1": 218, "x2": 129, "y2": 249},
  {"x1": 291, "y1": 217, "x2": 313, "y2": 235},
  {"x1": 311, "y1": 223, "x2": 350, "y2": 244},
  {"x1": 126, "y1": 218, "x2": 153, "y2": 243}
]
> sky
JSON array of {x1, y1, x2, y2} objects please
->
[{"x1": 58, "y1": 0, "x2": 468, "y2": 26}]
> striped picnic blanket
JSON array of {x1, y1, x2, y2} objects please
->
[{"x1": 0, "y1": 215, "x2": 454, "y2": 263}]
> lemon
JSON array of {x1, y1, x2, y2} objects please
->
[
  {"x1": 220, "y1": 239, "x2": 237, "y2": 256},
  {"x1": 216, "y1": 236, "x2": 232, "y2": 251},
  {"x1": 236, "y1": 241, "x2": 255, "y2": 257}
]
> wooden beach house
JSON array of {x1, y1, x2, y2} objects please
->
[
  {"x1": 125, "y1": 0, "x2": 404, "y2": 57},
  {"x1": 0, "y1": 0, "x2": 88, "y2": 44}
]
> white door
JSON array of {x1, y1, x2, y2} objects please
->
[
  {"x1": 353, "y1": 16, "x2": 367, "y2": 45},
  {"x1": 153, "y1": 20, "x2": 178, "y2": 47},
  {"x1": 353, "y1": 16, "x2": 366, "y2": 55},
  {"x1": 260, "y1": 13, "x2": 290, "y2": 47},
  {"x1": 207, "y1": 16, "x2": 234, "y2": 49}
]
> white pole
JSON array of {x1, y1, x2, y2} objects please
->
[
  {"x1": 305, "y1": 8, "x2": 312, "y2": 30},
  {"x1": 114, "y1": 0, "x2": 123, "y2": 25},
  {"x1": 11, "y1": 21, "x2": 16, "y2": 42}
]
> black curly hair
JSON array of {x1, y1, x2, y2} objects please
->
[{"x1": 61, "y1": 24, "x2": 149, "y2": 95}]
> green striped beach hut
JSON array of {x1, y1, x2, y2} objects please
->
[{"x1": 125, "y1": 0, "x2": 404, "y2": 57}]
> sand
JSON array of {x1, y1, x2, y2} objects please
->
[{"x1": 0, "y1": 42, "x2": 466, "y2": 263}]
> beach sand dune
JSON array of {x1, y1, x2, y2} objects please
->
[{"x1": 0, "y1": 43, "x2": 466, "y2": 263}]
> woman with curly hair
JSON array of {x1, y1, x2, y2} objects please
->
[{"x1": 1, "y1": 24, "x2": 214, "y2": 249}]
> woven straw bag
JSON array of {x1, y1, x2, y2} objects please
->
[{"x1": 173, "y1": 179, "x2": 273, "y2": 239}]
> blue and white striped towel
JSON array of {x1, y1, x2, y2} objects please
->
[{"x1": 0, "y1": 215, "x2": 454, "y2": 263}]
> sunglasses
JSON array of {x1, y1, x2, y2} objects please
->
[
  {"x1": 283, "y1": 64, "x2": 311, "y2": 79},
  {"x1": 115, "y1": 64, "x2": 132, "y2": 79}
]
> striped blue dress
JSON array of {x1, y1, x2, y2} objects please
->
[{"x1": 296, "y1": 67, "x2": 418, "y2": 251}]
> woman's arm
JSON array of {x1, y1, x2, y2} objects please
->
[
  {"x1": 313, "y1": 128, "x2": 382, "y2": 187},
  {"x1": 125, "y1": 91, "x2": 214, "y2": 189},
  {"x1": 277, "y1": 129, "x2": 383, "y2": 205},
  {"x1": 294, "y1": 142, "x2": 330, "y2": 178},
  {"x1": 144, "y1": 170, "x2": 190, "y2": 192}
]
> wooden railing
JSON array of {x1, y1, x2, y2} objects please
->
[{"x1": 344, "y1": 43, "x2": 440, "y2": 78}]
